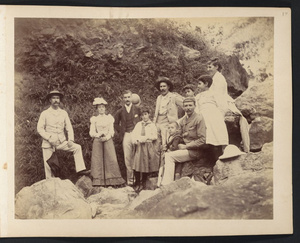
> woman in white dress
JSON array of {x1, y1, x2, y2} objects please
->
[
  {"x1": 195, "y1": 75, "x2": 229, "y2": 147},
  {"x1": 208, "y1": 60, "x2": 250, "y2": 152},
  {"x1": 89, "y1": 97, "x2": 125, "y2": 187}
]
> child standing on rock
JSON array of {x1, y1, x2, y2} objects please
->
[
  {"x1": 157, "y1": 121, "x2": 184, "y2": 187},
  {"x1": 132, "y1": 106, "x2": 159, "y2": 192}
]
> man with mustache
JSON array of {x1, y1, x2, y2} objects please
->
[
  {"x1": 37, "y1": 90, "x2": 88, "y2": 179},
  {"x1": 114, "y1": 90, "x2": 141, "y2": 186},
  {"x1": 161, "y1": 97, "x2": 207, "y2": 186},
  {"x1": 154, "y1": 77, "x2": 184, "y2": 186},
  {"x1": 153, "y1": 77, "x2": 184, "y2": 148}
]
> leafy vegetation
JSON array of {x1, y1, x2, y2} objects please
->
[{"x1": 15, "y1": 18, "x2": 248, "y2": 193}]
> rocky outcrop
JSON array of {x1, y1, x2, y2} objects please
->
[
  {"x1": 15, "y1": 178, "x2": 93, "y2": 219},
  {"x1": 75, "y1": 176, "x2": 102, "y2": 198},
  {"x1": 119, "y1": 142, "x2": 273, "y2": 219},
  {"x1": 248, "y1": 117, "x2": 273, "y2": 151},
  {"x1": 120, "y1": 170, "x2": 272, "y2": 219},
  {"x1": 227, "y1": 75, "x2": 274, "y2": 151},
  {"x1": 87, "y1": 186, "x2": 137, "y2": 219},
  {"x1": 223, "y1": 55, "x2": 249, "y2": 98},
  {"x1": 235, "y1": 76, "x2": 273, "y2": 119},
  {"x1": 213, "y1": 142, "x2": 273, "y2": 185},
  {"x1": 179, "y1": 44, "x2": 201, "y2": 60}
]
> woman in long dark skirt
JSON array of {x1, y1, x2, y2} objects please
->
[{"x1": 89, "y1": 97, "x2": 125, "y2": 187}]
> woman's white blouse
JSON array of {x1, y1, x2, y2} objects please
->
[{"x1": 89, "y1": 114, "x2": 115, "y2": 139}]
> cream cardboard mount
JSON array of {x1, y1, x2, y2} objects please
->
[{"x1": 0, "y1": 6, "x2": 292, "y2": 237}]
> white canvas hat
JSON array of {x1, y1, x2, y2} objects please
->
[{"x1": 219, "y1": 144, "x2": 246, "y2": 160}]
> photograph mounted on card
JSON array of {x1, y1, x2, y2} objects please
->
[{"x1": 1, "y1": 6, "x2": 292, "y2": 237}]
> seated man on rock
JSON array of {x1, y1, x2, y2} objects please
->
[
  {"x1": 37, "y1": 90, "x2": 89, "y2": 179},
  {"x1": 161, "y1": 97, "x2": 207, "y2": 186}
]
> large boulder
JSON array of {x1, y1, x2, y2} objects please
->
[
  {"x1": 15, "y1": 178, "x2": 93, "y2": 219},
  {"x1": 121, "y1": 171, "x2": 272, "y2": 219},
  {"x1": 213, "y1": 142, "x2": 273, "y2": 185},
  {"x1": 75, "y1": 175, "x2": 101, "y2": 198},
  {"x1": 222, "y1": 55, "x2": 249, "y2": 98},
  {"x1": 224, "y1": 113, "x2": 273, "y2": 152},
  {"x1": 235, "y1": 77, "x2": 274, "y2": 119},
  {"x1": 234, "y1": 76, "x2": 273, "y2": 151},
  {"x1": 249, "y1": 116, "x2": 273, "y2": 151},
  {"x1": 87, "y1": 186, "x2": 137, "y2": 219}
]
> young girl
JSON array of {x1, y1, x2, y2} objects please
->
[
  {"x1": 132, "y1": 106, "x2": 159, "y2": 192},
  {"x1": 89, "y1": 97, "x2": 125, "y2": 187},
  {"x1": 195, "y1": 75, "x2": 229, "y2": 165}
]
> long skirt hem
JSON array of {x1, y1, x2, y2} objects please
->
[{"x1": 91, "y1": 138, "x2": 125, "y2": 186}]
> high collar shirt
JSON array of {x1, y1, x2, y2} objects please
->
[
  {"x1": 37, "y1": 106, "x2": 74, "y2": 148},
  {"x1": 125, "y1": 103, "x2": 132, "y2": 113}
]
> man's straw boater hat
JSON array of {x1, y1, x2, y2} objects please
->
[
  {"x1": 93, "y1": 97, "x2": 108, "y2": 106},
  {"x1": 155, "y1": 77, "x2": 174, "y2": 92},
  {"x1": 46, "y1": 90, "x2": 64, "y2": 100}
]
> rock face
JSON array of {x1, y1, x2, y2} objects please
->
[
  {"x1": 179, "y1": 44, "x2": 201, "y2": 59},
  {"x1": 223, "y1": 55, "x2": 249, "y2": 98},
  {"x1": 120, "y1": 171, "x2": 272, "y2": 219},
  {"x1": 119, "y1": 142, "x2": 273, "y2": 219},
  {"x1": 15, "y1": 178, "x2": 92, "y2": 219},
  {"x1": 235, "y1": 77, "x2": 273, "y2": 119},
  {"x1": 232, "y1": 76, "x2": 274, "y2": 151},
  {"x1": 75, "y1": 176, "x2": 102, "y2": 198},
  {"x1": 213, "y1": 142, "x2": 273, "y2": 185},
  {"x1": 87, "y1": 186, "x2": 137, "y2": 219},
  {"x1": 249, "y1": 117, "x2": 273, "y2": 151}
]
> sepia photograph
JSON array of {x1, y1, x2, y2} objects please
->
[{"x1": 0, "y1": 6, "x2": 292, "y2": 237}]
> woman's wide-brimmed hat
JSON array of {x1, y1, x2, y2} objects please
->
[
  {"x1": 219, "y1": 144, "x2": 246, "y2": 160},
  {"x1": 46, "y1": 90, "x2": 64, "y2": 100},
  {"x1": 93, "y1": 97, "x2": 108, "y2": 106},
  {"x1": 155, "y1": 77, "x2": 174, "y2": 91}
]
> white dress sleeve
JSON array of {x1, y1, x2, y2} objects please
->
[{"x1": 89, "y1": 116, "x2": 98, "y2": 138}]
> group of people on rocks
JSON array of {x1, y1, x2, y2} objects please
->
[{"x1": 37, "y1": 59, "x2": 250, "y2": 192}]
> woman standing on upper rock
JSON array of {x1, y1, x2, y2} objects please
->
[
  {"x1": 207, "y1": 60, "x2": 233, "y2": 116},
  {"x1": 89, "y1": 97, "x2": 125, "y2": 187},
  {"x1": 208, "y1": 59, "x2": 250, "y2": 153}
]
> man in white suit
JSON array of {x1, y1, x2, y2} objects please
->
[{"x1": 37, "y1": 90, "x2": 88, "y2": 179}]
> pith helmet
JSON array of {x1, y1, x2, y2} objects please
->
[{"x1": 219, "y1": 144, "x2": 246, "y2": 160}]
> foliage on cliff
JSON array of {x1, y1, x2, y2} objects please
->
[{"x1": 14, "y1": 18, "x2": 249, "y2": 193}]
